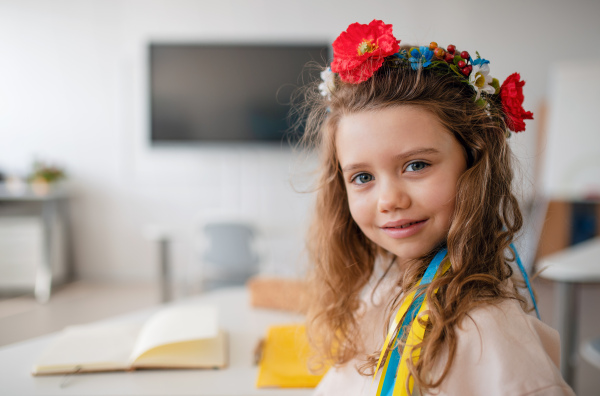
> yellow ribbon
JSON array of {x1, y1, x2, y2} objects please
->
[
  {"x1": 393, "y1": 296, "x2": 431, "y2": 395},
  {"x1": 372, "y1": 288, "x2": 420, "y2": 383}
]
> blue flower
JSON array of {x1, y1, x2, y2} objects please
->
[
  {"x1": 472, "y1": 57, "x2": 490, "y2": 66},
  {"x1": 392, "y1": 49, "x2": 409, "y2": 60},
  {"x1": 409, "y1": 46, "x2": 434, "y2": 70}
]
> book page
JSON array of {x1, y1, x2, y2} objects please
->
[
  {"x1": 133, "y1": 330, "x2": 227, "y2": 369},
  {"x1": 32, "y1": 323, "x2": 141, "y2": 374},
  {"x1": 129, "y1": 305, "x2": 218, "y2": 363}
]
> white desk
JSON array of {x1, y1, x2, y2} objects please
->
[
  {"x1": 0, "y1": 182, "x2": 70, "y2": 303},
  {"x1": 537, "y1": 237, "x2": 600, "y2": 389},
  {"x1": 0, "y1": 287, "x2": 314, "y2": 396}
]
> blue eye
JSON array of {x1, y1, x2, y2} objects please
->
[
  {"x1": 406, "y1": 161, "x2": 429, "y2": 172},
  {"x1": 352, "y1": 173, "x2": 374, "y2": 185}
]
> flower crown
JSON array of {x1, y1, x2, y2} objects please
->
[{"x1": 319, "y1": 20, "x2": 533, "y2": 133}]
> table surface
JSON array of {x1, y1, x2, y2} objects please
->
[
  {"x1": 0, "y1": 182, "x2": 68, "y2": 201},
  {"x1": 0, "y1": 287, "x2": 314, "y2": 396},
  {"x1": 537, "y1": 237, "x2": 600, "y2": 282}
]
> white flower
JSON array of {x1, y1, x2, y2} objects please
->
[
  {"x1": 484, "y1": 102, "x2": 492, "y2": 117},
  {"x1": 469, "y1": 63, "x2": 495, "y2": 100},
  {"x1": 319, "y1": 67, "x2": 335, "y2": 99}
]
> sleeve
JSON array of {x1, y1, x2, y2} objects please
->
[{"x1": 429, "y1": 300, "x2": 575, "y2": 396}]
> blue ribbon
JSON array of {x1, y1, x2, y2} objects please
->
[{"x1": 510, "y1": 243, "x2": 540, "y2": 319}]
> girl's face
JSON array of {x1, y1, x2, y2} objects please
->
[{"x1": 336, "y1": 105, "x2": 467, "y2": 267}]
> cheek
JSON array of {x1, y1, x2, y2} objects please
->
[
  {"x1": 415, "y1": 174, "x2": 459, "y2": 221},
  {"x1": 347, "y1": 192, "x2": 372, "y2": 227},
  {"x1": 429, "y1": 178, "x2": 460, "y2": 224},
  {"x1": 432, "y1": 187, "x2": 457, "y2": 210}
]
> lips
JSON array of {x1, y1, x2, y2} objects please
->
[
  {"x1": 395, "y1": 220, "x2": 423, "y2": 229},
  {"x1": 380, "y1": 219, "x2": 428, "y2": 238},
  {"x1": 382, "y1": 219, "x2": 426, "y2": 228}
]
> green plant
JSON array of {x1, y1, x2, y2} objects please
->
[{"x1": 27, "y1": 161, "x2": 66, "y2": 183}]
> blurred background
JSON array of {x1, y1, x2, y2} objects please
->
[{"x1": 0, "y1": 0, "x2": 599, "y2": 394}]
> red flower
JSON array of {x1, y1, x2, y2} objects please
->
[
  {"x1": 331, "y1": 20, "x2": 400, "y2": 84},
  {"x1": 500, "y1": 73, "x2": 534, "y2": 133}
]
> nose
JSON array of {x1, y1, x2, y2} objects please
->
[{"x1": 377, "y1": 180, "x2": 410, "y2": 213}]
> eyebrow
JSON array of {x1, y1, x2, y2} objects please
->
[{"x1": 340, "y1": 148, "x2": 441, "y2": 173}]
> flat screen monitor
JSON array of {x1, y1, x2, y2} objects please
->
[{"x1": 149, "y1": 43, "x2": 330, "y2": 145}]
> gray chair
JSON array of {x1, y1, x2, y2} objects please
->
[
  {"x1": 200, "y1": 221, "x2": 260, "y2": 291},
  {"x1": 581, "y1": 337, "x2": 600, "y2": 370}
]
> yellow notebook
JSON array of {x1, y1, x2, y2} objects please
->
[
  {"x1": 32, "y1": 305, "x2": 227, "y2": 376},
  {"x1": 256, "y1": 324, "x2": 327, "y2": 388}
]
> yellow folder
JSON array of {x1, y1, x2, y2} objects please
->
[{"x1": 256, "y1": 324, "x2": 328, "y2": 388}]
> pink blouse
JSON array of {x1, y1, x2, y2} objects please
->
[{"x1": 313, "y1": 268, "x2": 575, "y2": 396}]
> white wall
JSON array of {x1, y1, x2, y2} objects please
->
[{"x1": 1, "y1": 0, "x2": 599, "y2": 283}]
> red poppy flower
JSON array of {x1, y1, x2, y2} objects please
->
[
  {"x1": 331, "y1": 20, "x2": 400, "y2": 84},
  {"x1": 500, "y1": 73, "x2": 534, "y2": 133}
]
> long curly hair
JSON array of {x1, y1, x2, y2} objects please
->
[{"x1": 297, "y1": 56, "x2": 528, "y2": 392}]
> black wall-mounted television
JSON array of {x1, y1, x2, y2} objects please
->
[{"x1": 149, "y1": 43, "x2": 330, "y2": 145}]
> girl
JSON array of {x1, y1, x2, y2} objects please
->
[{"x1": 300, "y1": 20, "x2": 574, "y2": 396}]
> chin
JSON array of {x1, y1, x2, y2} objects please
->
[{"x1": 387, "y1": 241, "x2": 445, "y2": 263}]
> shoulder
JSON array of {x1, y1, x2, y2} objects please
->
[
  {"x1": 428, "y1": 299, "x2": 574, "y2": 396},
  {"x1": 459, "y1": 299, "x2": 561, "y2": 367}
]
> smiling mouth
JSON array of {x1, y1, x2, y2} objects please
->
[
  {"x1": 387, "y1": 220, "x2": 426, "y2": 229},
  {"x1": 380, "y1": 219, "x2": 428, "y2": 239}
]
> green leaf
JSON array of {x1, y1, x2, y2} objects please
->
[
  {"x1": 491, "y1": 78, "x2": 500, "y2": 93},
  {"x1": 475, "y1": 98, "x2": 486, "y2": 107},
  {"x1": 476, "y1": 51, "x2": 481, "y2": 59},
  {"x1": 453, "y1": 55, "x2": 464, "y2": 65},
  {"x1": 449, "y1": 64, "x2": 461, "y2": 76}
]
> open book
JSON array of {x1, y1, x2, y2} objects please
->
[{"x1": 31, "y1": 305, "x2": 227, "y2": 376}]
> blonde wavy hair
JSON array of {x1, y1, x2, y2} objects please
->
[{"x1": 297, "y1": 57, "x2": 529, "y2": 392}]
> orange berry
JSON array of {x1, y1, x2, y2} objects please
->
[
  {"x1": 434, "y1": 47, "x2": 446, "y2": 58},
  {"x1": 429, "y1": 41, "x2": 438, "y2": 50}
]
